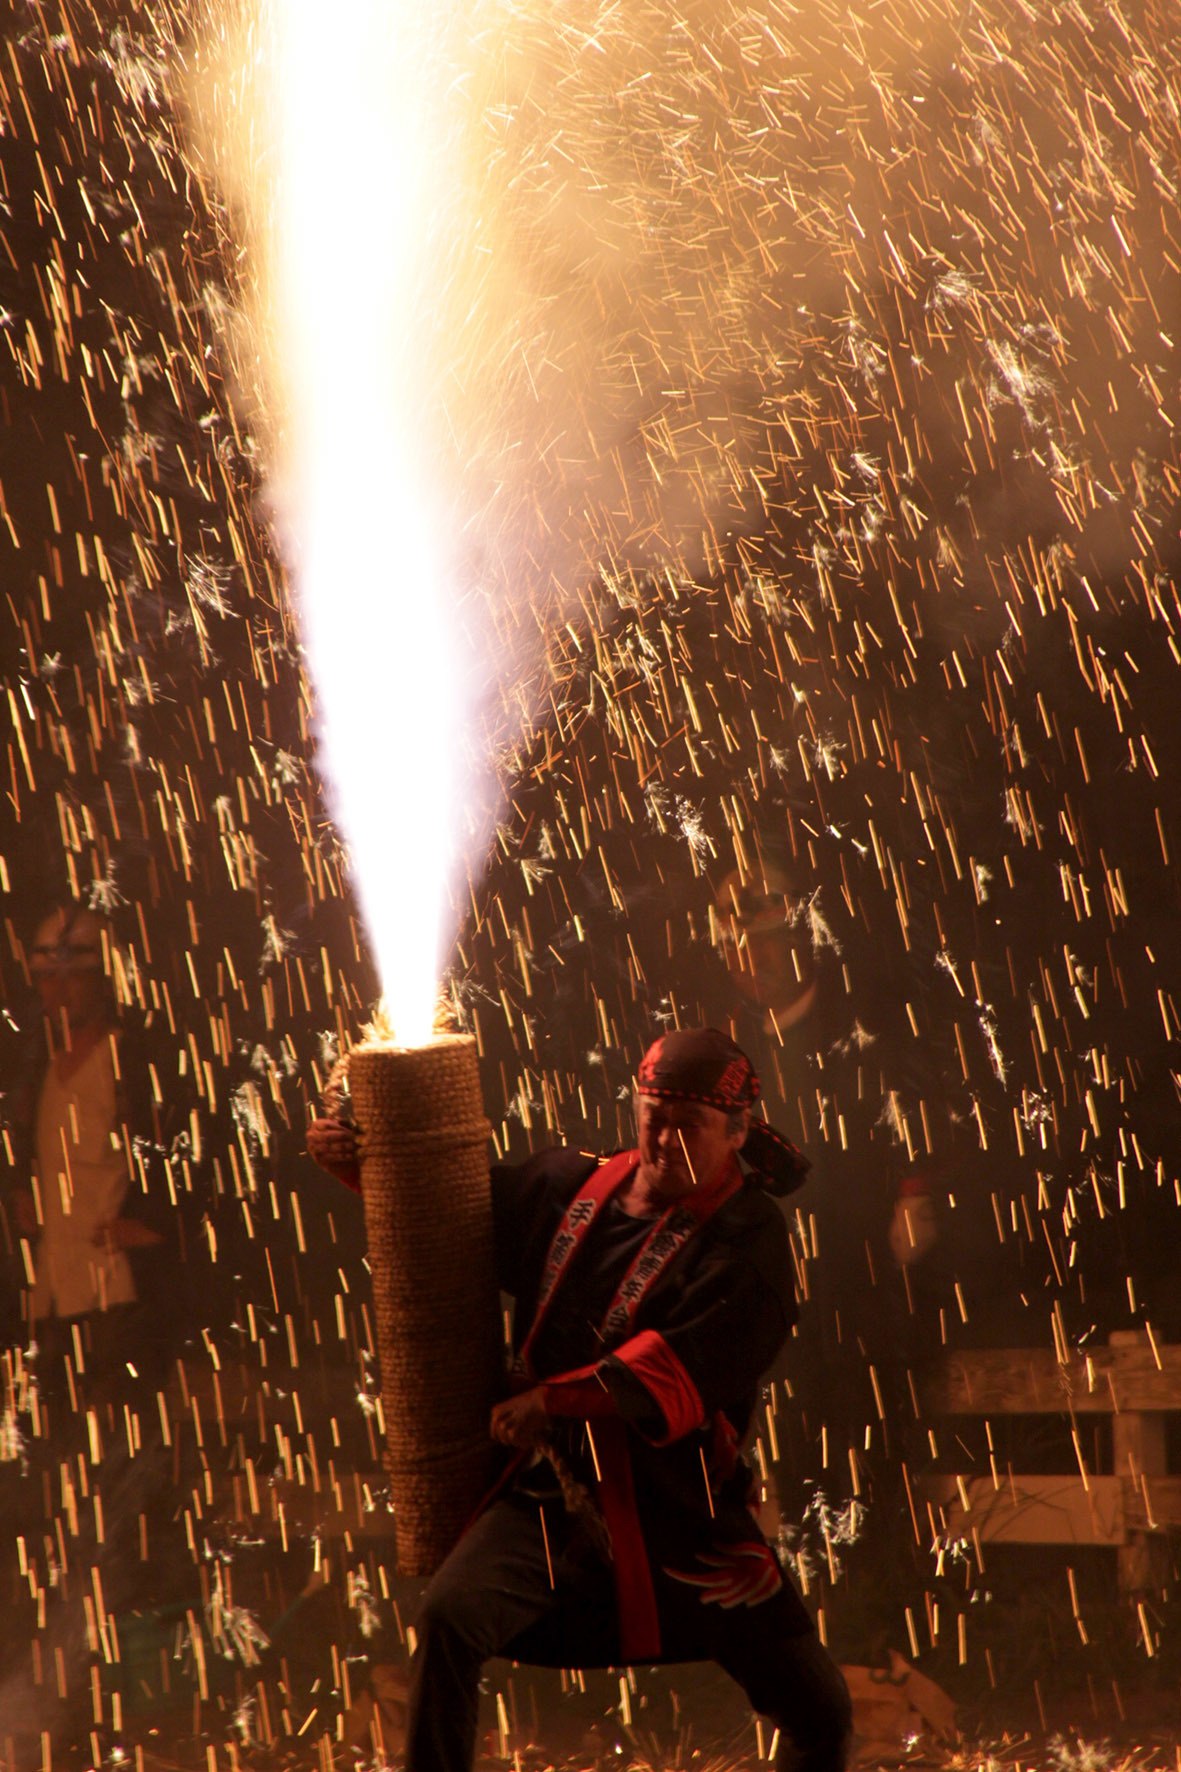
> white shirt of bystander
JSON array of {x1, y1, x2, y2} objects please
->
[{"x1": 30, "y1": 1039, "x2": 136, "y2": 1319}]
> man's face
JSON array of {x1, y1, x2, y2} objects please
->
[
  {"x1": 31, "y1": 910, "x2": 108, "y2": 1033},
  {"x1": 35, "y1": 966, "x2": 106, "y2": 1031},
  {"x1": 635, "y1": 1095, "x2": 745, "y2": 1201},
  {"x1": 715, "y1": 868, "x2": 813, "y2": 1012}
]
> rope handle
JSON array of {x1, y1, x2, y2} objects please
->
[{"x1": 542, "y1": 1440, "x2": 613, "y2": 1563}]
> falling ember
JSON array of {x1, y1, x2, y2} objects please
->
[{"x1": 196, "y1": 0, "x2": 483, "y2": 1043}]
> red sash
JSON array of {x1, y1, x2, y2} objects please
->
[
  {"x1": 514, "y1": 1149, "x2": 744, "y2": 1661},
  {"x1": 515, "y1": 1150, "x2": 742, "y2": 1380}
]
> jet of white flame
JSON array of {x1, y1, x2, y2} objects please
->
[
  {"x1": 266, "y1": 0, "x2": 469, "y2": 1044},
  {"x1": 190, "y1": 0, "x2": 818, "y2": 1049}
]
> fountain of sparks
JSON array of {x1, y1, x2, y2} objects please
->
[
  {"x1": 191, "y1": 0, "x2": 506, "y2": 1562},
  {"x1": 202, "y1": 0, "x2": 482, "y2": 1044}
]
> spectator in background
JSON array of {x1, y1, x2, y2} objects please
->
[
  {"x1": 0, "y1": 901, "x2": 195, "y2": 1757},
  {"x1": 3, "y1": 902, "x2": 185, "y2": 1391},
  {"x1": 703, "y1": 861, "x2": 926, "y2": 1602}
]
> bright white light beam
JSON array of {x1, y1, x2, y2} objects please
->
[{"x1": 269, "y1": 0, "x2": 467, "y2": 1046}]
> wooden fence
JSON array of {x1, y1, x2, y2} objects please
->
[{"x1": 921, "y1": 1331, "x2": 1181, "y2": 1593}]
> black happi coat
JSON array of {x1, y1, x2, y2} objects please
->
[{"x1": 490, "y1": 1145, "x2": 813, "y2": 1661}]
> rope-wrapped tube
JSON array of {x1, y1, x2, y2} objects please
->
[{"x1": 349, "y1": 1035, "x2": 502, "y2": 1575}]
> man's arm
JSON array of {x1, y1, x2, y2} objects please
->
[
  {"x1": 489, "y1": 1146, "x2": 598, "y2": 1298},
  {"x1": 539, "y1": 1203, "x2": 796, "y2": 1445},
  {"x1": 305, "y1": 1118, "x2": 598, "y2": 1300}
]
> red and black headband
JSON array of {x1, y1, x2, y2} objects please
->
[
  {"x1": 636, "y1": 1026, "x2": 761, "y2": 1111},
  {"x1": 636, "y1": 1027, "x2": 809, "y2": 1195}
]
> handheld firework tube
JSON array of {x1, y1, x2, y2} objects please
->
[{"x1": 348, "y1": 1034, "x2": 502, "y2": 1575}]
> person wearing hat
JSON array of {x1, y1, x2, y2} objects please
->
[{"x1": 308, "y1": 1026, "x2": 852, "y2": 1772}]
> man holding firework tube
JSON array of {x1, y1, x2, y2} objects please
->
[{"x1": 309, "y1": 1026, "x2": 852, "y2": 1772}]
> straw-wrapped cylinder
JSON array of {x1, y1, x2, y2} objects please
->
[{"x1": 349, "y1": 1035, "x2": 502, "y2": 1575}]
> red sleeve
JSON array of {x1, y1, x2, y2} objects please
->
[
  {"x1": 607, "y1": 1328, "x2": 705, "y2": 1444},
  {"x1": 541, "y1": 1331, "x2": 706, "y2": 1446},
  {"x1": 541, "y1": 1364, "x2": 620, "y2": 1418}
]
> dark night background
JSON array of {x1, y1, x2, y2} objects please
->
[{"x1": 2, "y1": 0, "x2": 1180, "y2": 1761}]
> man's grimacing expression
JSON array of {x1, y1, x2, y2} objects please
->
[{"x1": 635, "y1": 1094, "x2": 748, "y2": 1200}]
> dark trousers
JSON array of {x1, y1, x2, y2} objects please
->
[{"x1": 406, "y1": 1493, "x2": 852, "y2": 1772}]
